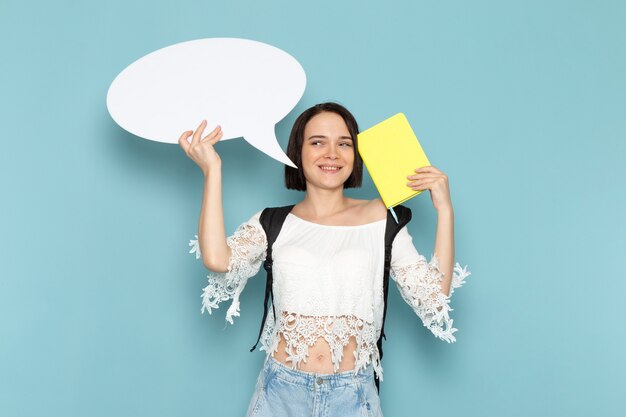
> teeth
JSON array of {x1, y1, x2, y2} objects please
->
[{"x1": 320, "y1": 166, "x2": 339, "y2": 171}]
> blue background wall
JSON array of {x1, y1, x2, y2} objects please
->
[{"x1": 2, "y1": 0, "x2": 625, "y2": 416}]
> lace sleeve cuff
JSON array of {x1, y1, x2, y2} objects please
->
[
  {"x1": 188, "y1": 220, "x2": 267, "y2": 324},
  {"x1": 391, "y1": 255, "x2": 471, "y2": 343}
]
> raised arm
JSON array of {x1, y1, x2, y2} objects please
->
[
  {"x1": 406, "y1": 165, "x2": 454, "y2": 295},
  {"x1": 433, "y1": 207, "x2": 454, "y2": 296},
  {"x1": 181, "y1": 121, "x2": 268, "y2": 324},
  {"x1": 179, "y1": 120, "x2": 230, "y2": 272},
  {"x1": 397, "y1": 165, "x2": 471, "y2": 342}
]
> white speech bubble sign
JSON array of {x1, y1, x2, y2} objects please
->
[{"x1": 106, "y1": 38, "x2": 306, "y2": 167}]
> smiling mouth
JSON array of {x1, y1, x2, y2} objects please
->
[{"x1": 318, "y1": 165, "x2": 342, "y2": 172}]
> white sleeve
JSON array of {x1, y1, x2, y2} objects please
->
[
  {"x1": 390, "y1": 226, "x2": 471, "y2": 343},
  {"x1": 188, "y1": 211, "x2": 267, "y2": 324}
]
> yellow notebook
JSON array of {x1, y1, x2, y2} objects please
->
[{"x1": 357, "y1": 113, "x2": 430, "y2": 208}]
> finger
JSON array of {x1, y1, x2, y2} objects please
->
[
  {"x1": 201, "y1": 125, "x2": 222, "y2": 142},
  {"x1": 407, "y1": 178, "x2": 436, "y2": 190},
  {"x1": 206, "y1": 130, "x2": 223, "y2": 145},
  {"x1": 178, "y1": 130, "x2": 194, "y2": 152},
  {"x1": 408, "y1": 183, "x2": 428, "y2": 191},
  {"x1": 191, "y1": 120, "x2": 207, "y2": 145},
  {"x1": 407, "y1": 173, "x2": 442, "y2": 180}
]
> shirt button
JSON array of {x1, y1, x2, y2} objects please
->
[{"x1": 316, "y1": 377, "x2": 323, "y2": 385}]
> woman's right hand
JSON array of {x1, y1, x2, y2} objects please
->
[{"x1": 178, "y1": 120, "x2": 224, "y2": 176}]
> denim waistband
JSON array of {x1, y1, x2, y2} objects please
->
[{"x1": 263, "y1": 354, "x2": 375, "y2": 389}]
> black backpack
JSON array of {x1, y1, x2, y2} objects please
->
[{"x1": 249, "y1": 204, "x2": 412, "y2": 392}]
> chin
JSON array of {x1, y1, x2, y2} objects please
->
[
  {"x1": 303, "y1": 172, "x2": 350, "y2": 191},
  {"x1": 313, "y1": 180, "x2": 349, "y2": 191}
]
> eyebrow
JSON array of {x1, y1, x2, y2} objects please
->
[{"x1": 306, "y1": 135, "x2": 353, "y2": 141}]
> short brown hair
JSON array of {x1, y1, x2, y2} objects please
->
[{"x1": 285, "y1": 102, "x2": 363, "y2": 191}]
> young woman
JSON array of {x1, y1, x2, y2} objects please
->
[{"x1": 179, "y1": 102, "x2": 470, "y2": 417}]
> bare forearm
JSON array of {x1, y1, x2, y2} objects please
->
[
  {"x1": 433, "y1": 207, "x2": 454, "y2": 296},
  {"x1": 198, "y1": 166, "x2": 231, "y2": 272}
]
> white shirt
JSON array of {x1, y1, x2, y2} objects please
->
[{"x1": 189, "y1": 210, "x2": 470, "y2": 381}]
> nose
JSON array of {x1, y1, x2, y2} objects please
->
[{"x1": 325, "y1": 145, "x2": 339, "y2": 159}]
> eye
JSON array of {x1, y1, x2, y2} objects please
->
[{"x1": 339, "y1": 141, "x2": 353, "y2": 147}]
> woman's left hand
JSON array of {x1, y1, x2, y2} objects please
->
[{"x1": 406, "y1": 165, "x2": 452, "y2": 212}]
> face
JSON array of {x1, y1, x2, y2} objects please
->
[{"x1": 301, "y1": 111, "x2": 355, "y2": 191}]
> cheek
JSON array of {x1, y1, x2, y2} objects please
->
[
  {"x1": 300, "y1": 157, "x2": 318, "y2": 181},
  {"x1": 344, "y1": 148, "x2": 356, "y2": 165},
  {"x1": 302, "y1": 164, "x2": 314, "y2": 178},
  {"x1": 301, "y1": 145, "x2": 320, "y2": 162}
]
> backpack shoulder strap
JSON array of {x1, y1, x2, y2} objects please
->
[
  {"x1": 375, "y1": 204, "x2": 412, "y2": 391},
  {"x1": 249, "y1": 204, "x2": 295, "y2": 352}
]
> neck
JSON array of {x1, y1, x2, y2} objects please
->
[{"x1": 299, "y1": 186, "x2": 349, "y2": 219}]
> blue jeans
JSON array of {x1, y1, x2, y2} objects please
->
[{"x1": 246, "y1": 355, "x2": 384, "y2": 417}]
